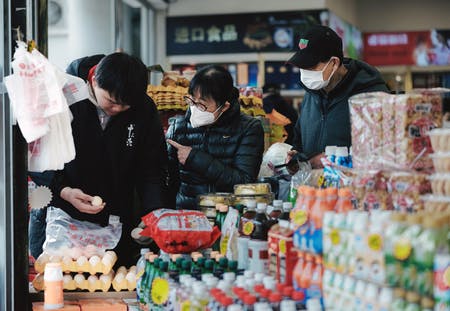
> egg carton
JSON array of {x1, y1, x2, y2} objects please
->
[{"x1": 34, "y1": 251, "x2": 117, "y2": 275}]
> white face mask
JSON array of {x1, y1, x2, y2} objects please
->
[
  {"x1": 300, "y1": 58, "x2": 337, "y2": 90},
  {"x1": 190, "y1": 104, "x2": 223, "y2": 128}
]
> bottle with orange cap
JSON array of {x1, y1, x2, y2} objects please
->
[
  {"x1": 292, "y1": 186, "x2": 316, "y2": 251},
  {"x1": 324, "y1": 187, "x2": 338, "y2": 211},
  {"x1": 334, "y1": 188, "x2": 353, "y2": 214},
  {"x1": 309, "y1": 189, "x2": 327, "y2": 254}
]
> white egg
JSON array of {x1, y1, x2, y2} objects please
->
[
  {"x1": 88, "y1": 275, "x2": 98, "y2": 284},
  {"x1": 100, "y1": 274, "x2": 111, "y2": 284},
  {"x1": 62, "y1": 256, "x2": 73, "y2": 266},
  {"x1": 76, "y1": 256, "x2": 88, "y2": 266},
  {"x1": 128, "y1": 265, "x2": 137, "y2": 274},
  {"x1": 125, "y1": 272, "x2": 136, "y2": 283},
  {"x1": 116, "y1": 266, "x2": 127, "y2": 275},
  {"x1": 63, "y1": 274, "x2": 72, "y2": 285},
  {"x1": 74, "y1": 273, "x2": 85, "y2": 284},
  {"x1": 88, "y1": 255, "x2": 101, "y2": 266},
  {"x1": 114, "y1": 273, "x2": 125, "y2": 283},
  {"x1": 91, "y1": 196, "x2": 103, "y2": 207}
]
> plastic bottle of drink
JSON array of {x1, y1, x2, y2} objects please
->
[
  {"x1": 399, "y1": 214, "x2": 423, "y2": 291},
  {"x1": 378, "y1": 286, "x2": 394, "y2": 311},
  {"x1": 324, "y1": 187, "x2": 338, "y2": 211},
  {"x1": 279, "y1": 299, "x2": 296, "y2": 311},
  {"x1": 348, "y1": 146, "x2": 353, "y2": 168},
  {"x1": 269, "y1": 292, "x2": 282, "y2": 311},
  {"x1": 384, "y1": 212, "x2": 407, "y2": 287},
  {"x1": 278, "y1": 202, "x2": 292, "y2": 221},
  {"x1": 420, "y1": 296, "x2": 435, "y2": 311},
  {"x1": 238, "y1": 200, "x2": 257, "y2": 270},
  {"x1": 352, "y1": 279, "x2": 365, "y2": 311},
  {"x1": 291, "y1": 290, "x2": 306, "y2": 310},
  {"x1": 44, "y1": 262, "x2": 64, "y2": 310},
  {"x1": 325, "y1": 145, "x2": 337, "y2": 164},
  {"x1": 364, "y1": 283, "x2": 379, "y2": 311},
  {"x1": 250, "y1": 203, "x2": 269, "y2": 240},
  {"x1": 306, "y1": 298, "x2": 323, "y2": 311},
  {"x1": 293, "y1": 187, "x2": 315, "y2": 251},
  {"x1": 391, "y1": 288, "x2": 406, "y2": 311},
  {"x1": 309, "y1": 189, "x2": 326, "y2": 254},
  {"x1": 415, "y1": 216, "x2": 448, "y2": 296},
  {"x1": 299, "y1": 254, "x2": 314, "y2": 302},
  {"x1": 292, "y1": 251, "x2": 305, "y2": 293},
  {"x1": 404, "y1": 291, "x2": 421, "y2": 311},
  {"x1": 243, "y1": 294, "x2": 257, "y2": 311},
  {"x1": 269, "y1": 200, "x2": 283, "y2": 220},
  {"x1": 334, "y1": 188, "x2": 353, "y2": 213},
  {"x1": 307, "y1": 256, "x2": 323, "y2": 304},
  {"x1": 136, "y1": 249, "x2": 150, "y2": 302},
  {"x1": 335, "y1": 146, "x2": 349, "y2": 167}
]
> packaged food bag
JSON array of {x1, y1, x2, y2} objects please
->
[
  {"x1": 140, "y1": 209, "x2": 221, "y2": 254},
  {"x1": 388, "y1": 171, "x2": 431, "y2": 213},
  {"x1": 349, "y1": 92, "x2": 387, "y2": 169},
  {"x1": 394, "y1": 91, "x2": 443, "y2": 171}
]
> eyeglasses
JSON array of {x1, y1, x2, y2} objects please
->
[{"x1": 184, "y1": 95, "x2": 208, "y2": 112}]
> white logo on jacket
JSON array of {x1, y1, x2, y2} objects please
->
[{"x1": 126, "y1": 124, "x2": 135, "y2": 147}]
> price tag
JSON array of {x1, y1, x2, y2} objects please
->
[
  {"x1": 393, "y1": 237, "x2": 412, "y2": 260},
  {"x1": 330, "y1": 229, "x2": 340, "y2": 245},
  {"x1": 444, "y1": 267, "x2": 450, "y2": 287},
  {"x1": 291, "y1": 210, "x2": 308, "y2": 226},
  {"x1": 151, "y1": 277, "x2": 170, "y2": 305},
  {"x1": 243, "y1": 222, "x2": 254, "y2": 236},
  {"x1": 367, "y1": 234, "x2": 383, "y2": 251}
]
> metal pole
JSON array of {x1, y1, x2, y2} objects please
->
[{"x1": 0, "y1": 0, "x2": 14, "y2": 310}]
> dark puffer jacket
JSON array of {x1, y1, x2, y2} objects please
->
[
  {"x1": 292, "y1": 58, "x2": 390, "y2": 159},
  {"x1": 167, "y1": 101, "x2": 265, "y2": 209}
]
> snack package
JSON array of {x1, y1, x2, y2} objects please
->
[
  {"x1": 43, "y1": 207, "x2": 122, "y2": 258},
  {"x1": 350, "y1": 170, "x2": 392, "y2": 211},
  {"x1": 350, "y1": 89, "x2": 447, "y2": 172},
  {"x1": 394, "y1": 91, "x2": 442, "y2": 171},
  {"x1": 349, "y1": 92, "x2": 386, "y2": 169},
  {"x1": 388, "y1": 171, "x2": 431, "y2": 212},
  {"x1": 140, "y1": 209, "x2": 221, "y2": 254}
]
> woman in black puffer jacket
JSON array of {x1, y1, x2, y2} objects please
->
[{"x1": 166, "y1": 65, "x2": 265, "y2": 209}]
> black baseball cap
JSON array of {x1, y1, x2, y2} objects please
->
[{"x1": 287, "y1": 25, "x2": 343, "y2": 69}]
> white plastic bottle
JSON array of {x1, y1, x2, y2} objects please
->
[
  {"x1": 44, "y1": 262, "x2": 64, "y2": 310},
  {"x1": 378, "y1": 287, "x2": 394, "y2": 311},
  {"x1": 364, "y1": 283, "x2": 379, "y2": 311},
  {"x1": 306, "y1": 298, "x2": 323, "y2": 311}
]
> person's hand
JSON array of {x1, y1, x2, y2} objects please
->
[
  {"x1": 286, "y1": 150, "x2": 298, "y2": 164},
  {"x1": 167, "y1": 139, "x2": 192, "y2": 165},
  {"x1": 309, "y1": 153, "x2": 325, "y2": 169},
  {"x1": 60, "y1": 187, "x2": 105, "y2": 214}
]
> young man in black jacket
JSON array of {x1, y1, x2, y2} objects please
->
[
  {"x1": 286, "y1": 25, "x2": 389, "y2": 168},
  {"x1": 51, "y1": 53, "x2": 169, "y2": 265}
]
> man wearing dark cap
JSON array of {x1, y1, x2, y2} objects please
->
[
  {"x1": 286, "y1": 25, "x2": 389, "y2": 168},
  {"x1": 50, "y1": 52, "x2": 169, "y2": 265}
]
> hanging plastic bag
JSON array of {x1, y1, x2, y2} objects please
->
[
  {"x1": 4, "y1": 41, "x2": 69, "y2": 142},
  {"x1": 43, "y1": 206, "x2": 122, "y2": 258}
]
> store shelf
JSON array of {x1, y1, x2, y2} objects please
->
[{"x1": 30, "y1": 290, "x2": 136, "y2": 302}]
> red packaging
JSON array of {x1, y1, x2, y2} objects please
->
[
  {"x1": 140, "y1": 209, "x2": 221, "y2": 254},
  {"x1": 268, "y1": 220, "x2": 297, "y2": 286}
]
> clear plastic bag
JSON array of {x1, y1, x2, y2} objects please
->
[{"x1": 43, "y1": 206, "x2": 122, "y2": 258}]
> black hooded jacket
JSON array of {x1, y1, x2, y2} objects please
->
[
  {"x1": 292, "y1": 58, "x2": 390, "y2": 158},
  {"x1": 167, "y1": 101, "x2": 265, "y2": 209},
  {"x1": 51, "y1": 55, "x2": 169, "y2": 227}
]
